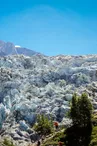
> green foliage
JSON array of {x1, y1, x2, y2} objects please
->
[
  {"x1": 70, "y1": 92, "x2": 92, "y2": 127},
  {"x1": 42, "y1": 125, "x2": 97, "y2": 146},
  {"x1": 90, "y1": 126, "x2": 97, "y2": 146},
  {"x1": 34, "y1": 114, "x2": 54, "y2": 135},
  {"x1": 92, "y1": 113, "x2": 97, "y2": 126},
  {"x1": 42, "y1": 131, "x2": 65, "y2": 146},
  {"x1": 42, "y1": 141, "x2": 58, "y2": 146},
  {"x1": 40, "y1": 107, "x2": 97, "y2": 146},
  {"x1": 64, "y1": 93, "x2": 93, "y2": 146},
  {"x1": 79, "y1": 93, "x2": 92, "y2": 127},
  {"x1": 2, "y1": 138, "x2": 15, "y2": 146},
  {"x1": 64, "y1": 124, "x2": 92, "y2": 146},
  {"x1": 70, "y1": 93, "x2": 79, "y2": 125}
]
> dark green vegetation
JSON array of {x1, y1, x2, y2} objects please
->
[
  {"x1": 42, "y1": 125, "x2": 97, "y2": 146},
  {"x1": 42, "y1": 130, "x2": 65, "y2": 146},
  {"x1": 42, "y1": 93, "x2": 96, "y2": 146},
  {"x1": 70, "y1": 93, "x2": 92, "y2": 127},
  {"x1": 90, "y1": 112, "x2": 97, "y2": 146},
  {"x1": 34, "y1": 114, "x2": 54, "y2": 135},
  {"x1": 0, "y1": 138, "x2": 15, "y2": 146},
  {"x1": 64, "y1": 93, "x2": 92, "y2": 146}
]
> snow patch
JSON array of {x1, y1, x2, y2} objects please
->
[{"x1": 15, "y1": 45, "x2": 21, "y2": 48}]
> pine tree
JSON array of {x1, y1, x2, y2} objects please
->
[
  {"x1": 78, "y1": 93, "x2": 92, "y2": 127},
  {"x1": 64, "y1": 93, "x2": 92, "y2": 146},
  {"x1": 70, "y1": 92, "x2": 92, "y2": 127},
  {"x1": 70, "y1": 93, "x2": 79, "y2": 125}
]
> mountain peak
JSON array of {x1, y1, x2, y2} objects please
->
[{"x1": 0, "y1": 40, "x2": 39, "y2": 56}]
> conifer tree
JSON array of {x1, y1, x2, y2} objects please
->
[
  {"x1": 78, "y1": 93, "x2": 92, "y2": 127},
  {"x1": 64, "y1": 93, "x2": 92, "y2": 146},
  {"x1": 70, "y1": 93, "x2": 79, "y2": 125},
  {"x1": 70, "y1": 92, "x2": 92, "y2": 127}
]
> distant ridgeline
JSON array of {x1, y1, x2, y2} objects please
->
[{"x1": 0, "y1": 40, "x2": 39, "y2": 56}]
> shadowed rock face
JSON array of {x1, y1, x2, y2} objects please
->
[
  {"x1": 0, "y1": 51, "x2": 6, "y2": 56},
  {"x1": 0, "y1": 40, "x2": 38, "y2": 56}
]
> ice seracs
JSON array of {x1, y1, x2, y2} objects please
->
[{"x1": 0, "y1": 54, "x2": 97, "y2": 145}]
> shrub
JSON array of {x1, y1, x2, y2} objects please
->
[
  {"x1": 3, "y1": 138, "x2": 15, "y2": 146},
  {"x1": 34, "y1": 114, "x2": 53, "y2": 135},
  {"x1": 90, "y1": 126, "x2": 97, "y2": 146},
  {"x1": 92, "y1": 113, "x2": 97, "y2": 126},
  {"x1": 42, "y1": 131, "x2": 65, "y2": 146}
]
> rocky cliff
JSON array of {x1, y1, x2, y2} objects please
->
[{"x1": 0, "y1": 40, "x2": 38, "y2": 56}]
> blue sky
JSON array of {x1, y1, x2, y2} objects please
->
[{"x1": 0, "y1": 0, "x2": 97, "y2": 56}]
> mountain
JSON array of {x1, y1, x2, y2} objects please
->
[
  {"x1": 0, "y1": 53, "x2": 97, "y2": 145},
  {"x1": 0, "y1": 40, "x2": 38, "y2": 56}
]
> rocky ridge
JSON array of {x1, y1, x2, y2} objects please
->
[
  {"x1": 0, "y1": 40, "x2": 38, "y2": 56},
  {"x1": 0, "y1": 54, "x2": 97, "y2": 145}
]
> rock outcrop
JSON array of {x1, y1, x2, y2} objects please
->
[{"x1": 0, "y1": 40, "x2": 39, "y2": 56}]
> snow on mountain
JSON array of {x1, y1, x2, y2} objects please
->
[{"x1": 0, "y1": 40, "x2": 38, "y2": 56}]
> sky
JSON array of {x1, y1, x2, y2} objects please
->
[{"x1": 0, "y1": 0, "x2": 97, "y2": 56}]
